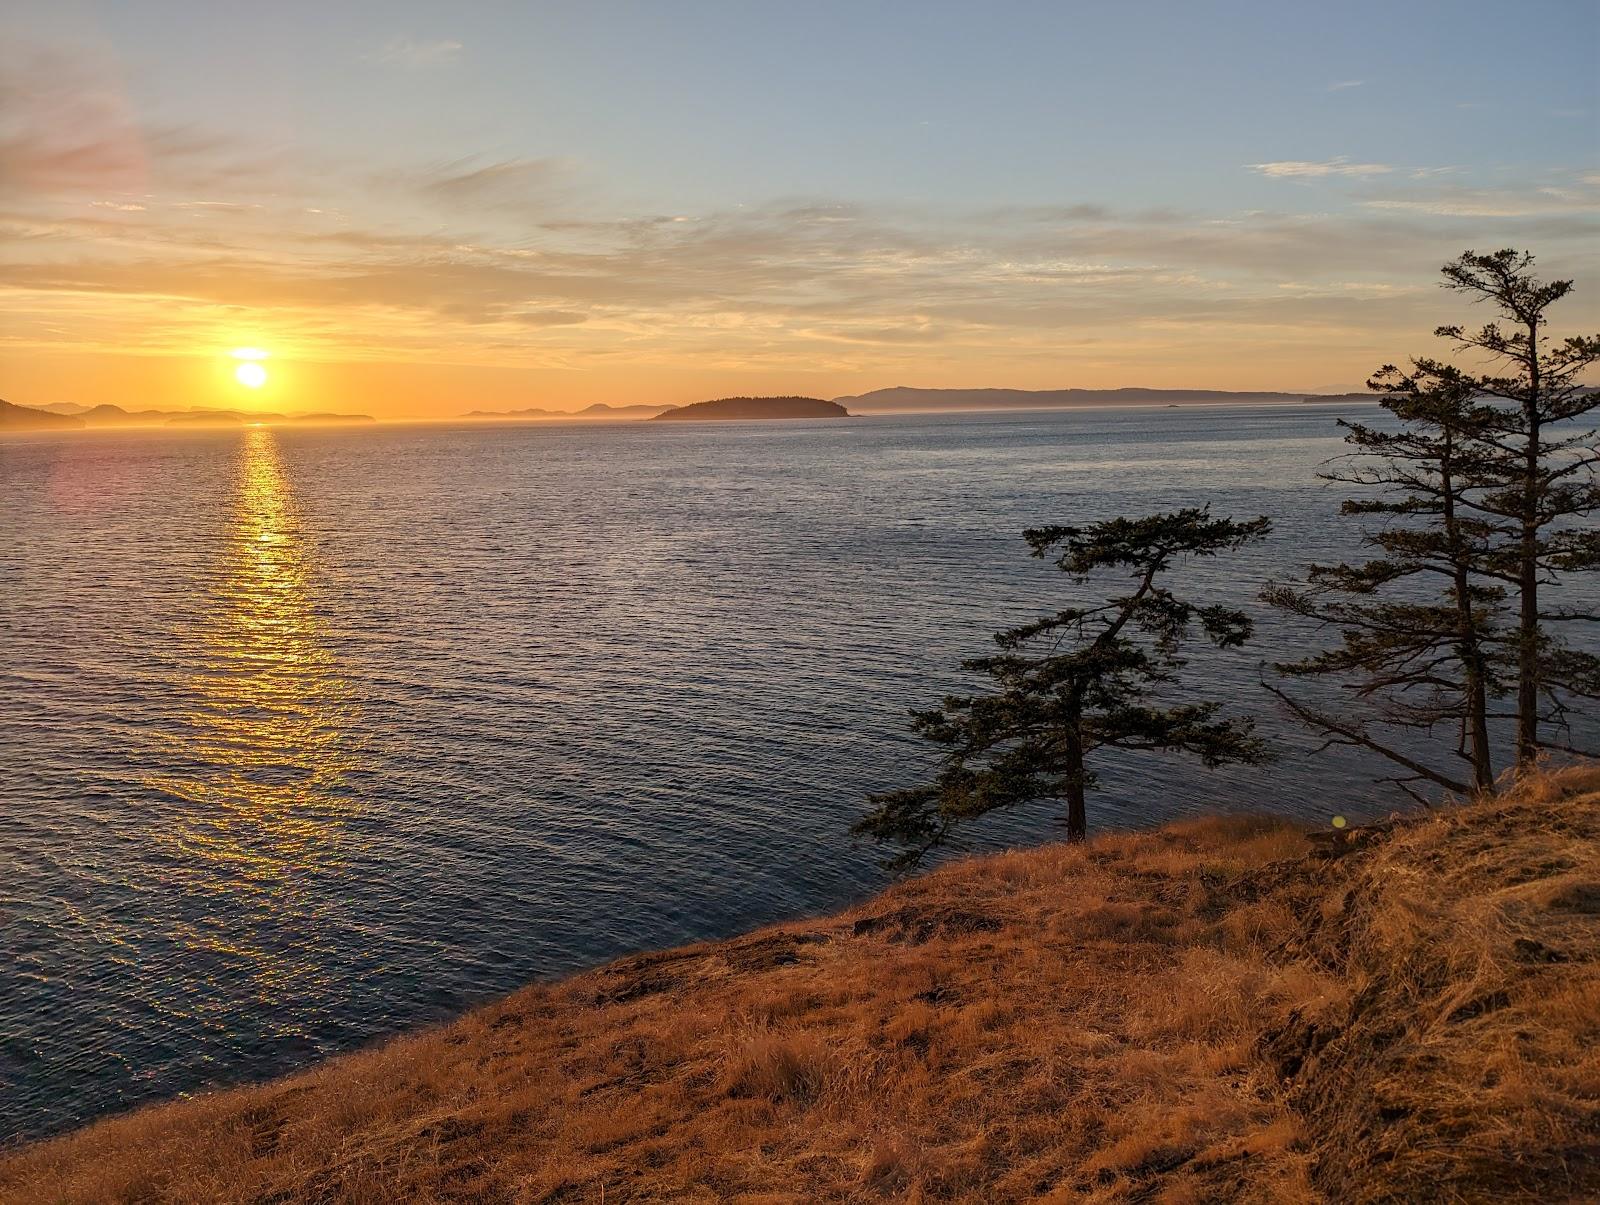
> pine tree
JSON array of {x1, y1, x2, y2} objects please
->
[
  {"x1": 1263, "y1": 365, "x2": 1512, "y2": 797},
  {"x1": 856, "y1": 509, "x2": 1271, "y2": 871},
  {"x1": 1435, "y1": 250, "x2": 1600, "y2": 765}
]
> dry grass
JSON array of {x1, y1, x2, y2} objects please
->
[
  {"x1": 4, "y1": 767, "x2": 1597, "y2": 1203},
  {"x1": 1262, "y1": 763, "x2": 1600, "y2": 1202}
]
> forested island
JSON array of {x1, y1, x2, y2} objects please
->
[{"x1": 650, "y1": 396, "x2": 851, "y2": 421}]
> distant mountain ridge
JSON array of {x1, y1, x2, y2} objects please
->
[
  {"x1": 163, "y1": 409, "x2": 375, "y2": 426},
  {"x1": 832, "y1": 386, "x2": 1374, "y2": 412},
  {"x1": 0, "y1": 399, "x2": 84, "y2": 430},
  {"x1": 0, "y1": 401, "x2": 374, "y2": 429},
  {"x1": 464, "y1": 403, "x2": 677, "y2": 420},
  {"x1": 651, "y1": 396, "x2": 850, "y2": 421}
]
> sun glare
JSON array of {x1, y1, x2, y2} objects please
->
[{"x1": 230, "y1": 347, "x2": 271, "y2": 389}]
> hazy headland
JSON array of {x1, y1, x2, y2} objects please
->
[
  {"x1": 2, "y1": 400, "x2": 374, "y2": 430},
  {"x1": 463, "y1": 402, "x2": 679, "y2": 421},
  {"x1": 0, "y1": 399, "x2": 84, "y2": 431},
  {"x1": 835, "y1": 386, "x2": 1375, "y2": 413}
]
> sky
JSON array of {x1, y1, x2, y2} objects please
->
[{"x1": 2, "y1": 0, "x2": 1597, "y2": 418}]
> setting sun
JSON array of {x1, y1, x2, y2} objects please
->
[{"x1": 230, "y1": 347, "x2": 270, "y2": 389}]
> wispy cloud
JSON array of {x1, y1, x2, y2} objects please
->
[
  {"x1": 11, "y1": 186, "x2": 1594, "y2": 369},
  {"x1": 1327, "y1": 80, "x2": 1365, "y2": 91},
  {"x1": 414, "y1": 157, "x2": 570, "y2": 203},
  {"x1": 1249, "y1": 158, "x2": 1393, "y2": 179},
  {"x1": 1362, "y1": 189, "x2": 1599, "y2": 218},
  {"x1": 365, "y1": 37, "x2": 463, "y2": 68},
  {"x1": 1354, "y1": 169, "x2": 1600, "y2": 219}
]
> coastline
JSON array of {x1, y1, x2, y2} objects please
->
[
  {"x1": 6, "y1": 765, "x2": 1596, "y2": 1202},
  {"x1": 0, "y1": 396, "x2": 1385, "y2": 439}
]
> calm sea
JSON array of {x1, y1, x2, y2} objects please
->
[{"x1": 2, "y1": 406, "x2": 1594, "y2": 1143}]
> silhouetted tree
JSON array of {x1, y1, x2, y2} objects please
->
[
  {"x1": 856, "y1": 509, "x2": 1271, "y2": 870},
  {"x1": 1434, "y1": 250, "x2": 1600, "y2": 766},
  {"x1": 1263, "y1": 366, "x2": 1512, "y2": 797}
]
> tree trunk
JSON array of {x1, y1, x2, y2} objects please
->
[
  {"x1": 1516, "y1": 317, "x2": 1541, "y2": 769},
  {"x1": 1463, "y1": 619, "x2": 1494, "y2": 791},
  {"x1": 1440, "y1": 438, "x2": 1494, "y2": 792},
  {"x1": 1454, "y1": 568, "x2": 1494, "y2": 792},
  {"x1": 1063, "y1": 715, "x2": 1087, "y2": 841}
]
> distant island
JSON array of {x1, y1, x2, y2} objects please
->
[
  {"x1": 832, "y1": 386, "x2": 1374, "y2": 413},
  {"x1": 2, "y1": 388, "x2": 1404, "y2": 433},
  {"x1": 0, "y1": 399, "x2": 84, "y2": 430},
  {"x1": 464, "y1": 403, "x2": 677, "y2": 421},
  {"x1": 1, "y1": 401, "x2": 374, "y2": 429},
  {"x1": 163, "y1": 409, "x2": 375, "y2": 427},
  {"x1": 651, "y1": 396, "x2": 851, "y2": 421}
]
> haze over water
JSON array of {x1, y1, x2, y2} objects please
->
[{"x1": 3, "y1": 406, "x2": 1596, "y2": 1143}]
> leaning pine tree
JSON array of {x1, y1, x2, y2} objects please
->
[{"x1": 855, "y1": 508, "x2": 1271, "y2": 871}]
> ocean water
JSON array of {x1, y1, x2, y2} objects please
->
[{"x1": 2, "y1": 405, "x2": 1594, "y2": 1143}]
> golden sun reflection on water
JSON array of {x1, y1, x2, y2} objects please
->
[{"x1": 147, "y1": 427, "x2": 365, "y2": 1008}]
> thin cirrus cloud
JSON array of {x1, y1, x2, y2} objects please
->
[
  {"x1": 8, "y1": 191, "x2": 1590, "y2": 347},
  {"x1": 1360, "y1": 180, "x2": 1600, "y2": 219},
  {"x1": 411, "y1": 157, "x2": 577, "y2": 210},
  {"x1": 1327, "y1": 80, "x2": 1365, "y2": 91},
  {"x1": 1249, "y1": 158, "x2": 1394, "y2": 179},
  {"x1": 364, "y1": 37, "x2": 464, "y2": 68}
]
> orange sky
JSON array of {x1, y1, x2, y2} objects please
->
[{"x1": 3, "y1": 7, "x2": 1596, "y2": 419}]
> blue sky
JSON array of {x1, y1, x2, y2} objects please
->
[{"x1": 2, "y1": 0, "x2": 1596, "y2": 412}]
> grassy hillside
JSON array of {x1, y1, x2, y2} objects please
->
[{"x1": 4, "y1": 768, "x2": 1597, "y2": 1203}]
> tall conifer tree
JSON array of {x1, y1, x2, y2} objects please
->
[
  {"x1": 1434, "y1": 250, "x2": 1600, "y2": 765},
  {"x1": 1263, "y1": 367, "x2": 1511, "y2": 796}
]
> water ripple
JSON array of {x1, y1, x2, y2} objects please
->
[{"x1": 1, "y1": 408, "x2": 1593, "y2": 1143}]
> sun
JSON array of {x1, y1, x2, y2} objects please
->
[{"x1": 230, "y1": 347, "x2": 270, "y2": 390}]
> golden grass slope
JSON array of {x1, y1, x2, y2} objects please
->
[{"x1": 4, "y1": 766, "x2": 1597, "y2": 1203}]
